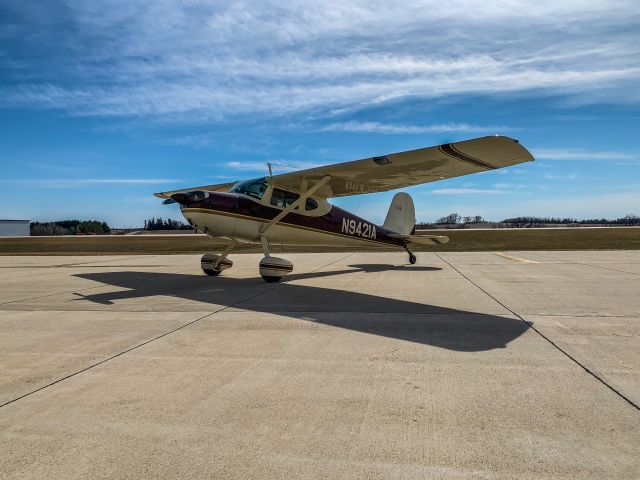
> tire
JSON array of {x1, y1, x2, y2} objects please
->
[
  {"x1": 409, "y1": 254, "x2": 417, "y2": 265},
  {"x1": 261, "y1": 275, "x2": 282, "y2": 283},
  {"x1": 203, "y1": 268, "x2": 222, "y2": 276}
]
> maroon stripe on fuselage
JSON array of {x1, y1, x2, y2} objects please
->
[{"x1": 183, "y1": 192, "x2": 406, "y2": 247}]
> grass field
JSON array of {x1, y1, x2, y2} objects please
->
[{"x1": 0, "y1": 228, "x2": 638, "y2": 255}]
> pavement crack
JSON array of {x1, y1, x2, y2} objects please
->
[
  {"x1": 434, "y1": 252, "x2": 640, "y2": 413},
  {"x1": 0, "y1": 253, "x2": 356, "y2": 410},
  {"x1": 0, "y1": 309, "x2": 219, "y2": 409}
]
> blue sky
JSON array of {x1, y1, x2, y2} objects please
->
[{"x1": 1, "y1": 1, "x2": 639, "y2": 227}]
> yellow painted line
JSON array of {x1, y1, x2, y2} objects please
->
[{"x1": 494, "y1": 252, "x2": 539, "y2": 264}]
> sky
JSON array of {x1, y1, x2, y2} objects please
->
[{"x1": 0, "y1": 0, "x2": 639, "y2": 227}]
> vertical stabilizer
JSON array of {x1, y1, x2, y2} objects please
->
[{"x1": 383, "y1": 192, "x2": 415, "y2": 235}]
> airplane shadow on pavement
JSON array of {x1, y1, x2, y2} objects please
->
[{"x1": 73, "y1": 264, "x2": 530, "y2": 352}]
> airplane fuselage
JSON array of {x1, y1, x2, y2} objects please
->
[{"x1": 179, "y1": 192, "x2": 407, "y2": 248}]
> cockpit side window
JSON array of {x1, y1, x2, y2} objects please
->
[
  {"x1": 270, "y1": 188, "x2": 319, "y2": 211},
  {"x1": 270, "y1": 188, "x2": 299, "y2": 208},
  {"x1": 230, "y1": 177, "x2": 268, "y2": 200}
]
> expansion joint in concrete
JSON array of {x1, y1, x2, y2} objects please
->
[
  {"x1": 434, "y1": 253, "x2": 640, "y2": 413},
  {"x1": 0, "y1": 252, "x2": 357, "y2": 410}
]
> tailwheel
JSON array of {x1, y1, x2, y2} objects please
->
[{"x1": 403, "y1": 244, "x2": 417, "y2": 264}]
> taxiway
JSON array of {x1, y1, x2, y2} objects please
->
[{"x1": 1, "y1": 251, "x2": 639, "y2": 478}]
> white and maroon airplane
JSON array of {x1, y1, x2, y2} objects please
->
[{"x1": 156, "y1": 135, "x2": 534, "y2": 282}]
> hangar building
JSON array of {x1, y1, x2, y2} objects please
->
[{"x1": 0, "y1": 219, "x2": 30, "y2": 236}]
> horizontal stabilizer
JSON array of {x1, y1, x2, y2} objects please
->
[{"x1": 389, "y1": 233, "x2": 449, "y2": 245}]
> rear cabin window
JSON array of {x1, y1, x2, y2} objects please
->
[
  {"x1": 230, "y1": 177, "x2": 268, "y2": 200},
  {"x1": 305, "y1": 198, "x2": 318, "y2": 210}
]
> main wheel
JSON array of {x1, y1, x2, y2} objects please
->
[
  {"x1": 201, "y1": 253, "x2": 233, "y2": 277},
  {"x1": 261, "y1": 275, "x2": 282, "y2": 283},
  {"x1": 409, "y1": 253, "x2": 417, "y2": 264},
  {"x1": 203, "y1": 268, "x2": 222, "y2": 276},
  {"x1": 259, "y1": 257, "x2": 293, "y2": 283}
]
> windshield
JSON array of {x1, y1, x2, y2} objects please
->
[{"x1": 230, "y1": 177, "x2": 268, "y2": 200}]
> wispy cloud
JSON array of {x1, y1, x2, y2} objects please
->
[
  {"x1": 420, "y1": 191, "x2": 640, "y2": 221},
  {"x1": 544, "y1": 173, "x2": 578, "y2": 180},
  {"x1": 225, "y1": 160, "x2": 326, "y2": 172},
  {"x1": 167, "y1": 133, "x2": 216, "y2": 147},
  {"x1": 321, "y1": 121, "x2": 510, "y2": 134},
  {"x1": 17, "y1": 160, "x2": 93, "y2": 174},
  {"x1": 428, "y1": 188, "x2": 513, "y2": 195},
  {"x1": 0, "y1": 178, "x2": 181, "y2": 188},
  {"x1": 1, "y1": 1, "x2": 639, "y2": 120},
  {"x1": 534, "y1": 148, "x2": 638, "y2": 161}
]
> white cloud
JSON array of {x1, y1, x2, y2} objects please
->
[
  {"x1": 534, "y1": 148, "x2": 638, "y2": 161},
  {"x1": 321, "y1": 121, "x2": 510, "y2": 134},
  {"x1": 493, "y1": 183, "x2": 526, "y2": 189},
  {"x1": 428, "y1": 188, "x2": 513, "y2": 195},
  {"x1": 1, "y1": 1, "x2": 639, "y2": 120},
  {"x1": 544, "y1": 173, "x2": 578, "y2": 180},
  {"x1": 167, "y1": 133, "x2": 216, "y2": 147},
  {"x1": 0, "y1": 178, "x2": 180, "y2": 188},
  {"x1": 225, "y1": 160, "x2": 326, "y2": 172},
  {"x1": 417, "y1": 191, "x2": 640, "y2": 221}
]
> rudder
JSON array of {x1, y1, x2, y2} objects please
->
[{"x1": 383, "y1": 192, "x2": 415, "y2": 235}]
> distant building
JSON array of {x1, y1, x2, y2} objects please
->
[{"x1": 0, "y1": 219, "x2": 30, "y2": 236}]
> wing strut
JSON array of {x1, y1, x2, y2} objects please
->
[
  {"x1": 259, "y1": 175, "x2": 332, "y2": 235},
  {"x1": 213, "y1": 240, "x2": 239, "y2": 269}
]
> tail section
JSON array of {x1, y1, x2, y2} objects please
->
[{"x1": 383, "y1": 192, "x2": 415, "y2": 235}]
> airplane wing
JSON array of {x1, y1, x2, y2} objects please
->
[
  {"x1": 154, "y1": 136, "x2": 533, "y2": 200},
  {"x1": 154, "y1": 181, "x2": 235, "y2": 200},
  {"x1": 270, "y1": 135, "x2": 534, "y2": 198}
]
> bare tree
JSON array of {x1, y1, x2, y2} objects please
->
[{"x1": 437, "y1": 213, "x2": 461, "y2": 225}]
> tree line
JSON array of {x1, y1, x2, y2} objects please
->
[
  {"x1": 417, "y1": 213, "x2": 640, "y2": 228},
  {"x1": 30, "y1": 220, "x2": 111, "y2": 236},
  {"x1": 499, "y1": 214, "x2": 640, "y2": 228},
  {"x1": 143, "y1": 217, "x2": 193, "y2": 231}
]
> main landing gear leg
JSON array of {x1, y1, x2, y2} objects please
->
[
  {"x1": 403, "y1": 244, "x2": 417, "y2": 265},
  {"x1": 259, "y1": 236, "x2": 293, "y2": 283},
  {"x1": 260, "y1": 235, "x2": 271, "y2": 258},
  {"x1": 201, "y1": 240, "x2": 238, "y2": 276}
]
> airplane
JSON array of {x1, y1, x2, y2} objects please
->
[{"x1": 155, "y1": 135, "x2": 534, "y2": 282}]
